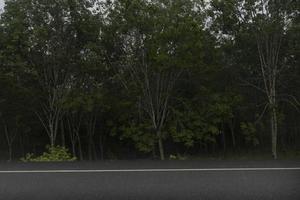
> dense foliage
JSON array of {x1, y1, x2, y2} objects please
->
[
  {"x1": 21, "y1": 146, "x2": 76, "y2": 162},
  {"x1": 0, "y1": 0, "x2": 299, "y2": 161}
]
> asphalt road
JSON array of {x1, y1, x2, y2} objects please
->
[{"x1": 0, "y1": 160, "x2": 299, "y2": 200}]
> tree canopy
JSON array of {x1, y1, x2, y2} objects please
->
[{"x1": 0, "y1": 0, "x2": 299, "y2": 161}]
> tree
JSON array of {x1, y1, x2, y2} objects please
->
[
  {"x1": 1, "y1": 117, "x2": 18, "y2": 161},
  {"x1": 0, "y1": 0, "x2": 299, "y2": 161},
  {"x1": 1, "y1": 0, "x2": 99, "y2": 147},
  {"x1": 208, "y1": 0, "x2": 299, "y2": 159},
  {"x1": 239, "y1": 0, "x2": 299, "y2": 159},
  {"x1": 103, "y1": 0, "x2": 205, "y2": 160}
]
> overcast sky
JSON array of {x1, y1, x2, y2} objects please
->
[{"x1": 0, "y1": 0, "x2": 4, "y2": 11}]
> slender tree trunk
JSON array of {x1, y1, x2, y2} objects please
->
[
  {"x1": 269, "y1": 80, "x2": 278, "y2": 159},
  {"x1": 229, "y1": 119, "x2": 236, "y2": 149},
  {"x1": 20, "y1": 133, "x2": 25, "y2": 158},
  {"x1": 77, "y1": 134, "x2": 83, "y2": 160},
  {"x1": 8, "y1": 144, "x2": 12, "y2": 162},
  {"x1": 88, "y1": 137, "x2": 93, "y2": 160},
  {"x1": 87, "y1": 139, "x2": 96, "y2": 160},
  {"x1": 71, "y1": 142, "x2": 76, "y2": 157},
  {"x1": 67, "y1": 112, "x2": 83, "y2": 159},
  {"x1": 152, "y1": 143, "x2": 157, "y2": 159},
  {"x1": 92, "y1": 140, "x2": 97, "y2": 160},
  {"x1": 50, "y1": 137, "x2": 55, "y2": 147},
  {"x1": 271, "y1": 106, "x2": 278, "y2": 159},
  {"x1": 157, "y1": 130, "x2": 165, "y2": 160},
  {"x1": 86, "y1": 113, "x2": 96, "y2": 160},
  {"x1": 222, "y1": 130, "x2": 226, "y2": 154},
  {"x1": 49, "y1": 122, "x2": 55, "y2": 147},
  {"x1": 3, "y1": 121, "x2": 16, "y2": 162},
  {"x1": 61, "y1": 121, "x2": 65, "y2": 147},
  {"x1": 99, "y1": 135, "x2": 104, "y2": 160},
  {"x1": 255, "y1": 12, "x2": 283, "y2": 159}
]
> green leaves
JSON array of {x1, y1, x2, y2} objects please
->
[
  {"x1": 240, "y1": 122, "x2": 259, "y2": 147},
  {"x1": 21, "y1": 145, "x2": 76, "y2": 162},
  {"x1": 0, "y1": 0, "x2": 299, "y2": 160}
]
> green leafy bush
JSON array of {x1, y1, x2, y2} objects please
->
[
  {"x1": 241, "y1": 122, "x2": 259, "y2": 146},
  {"x1": 21, "y1": 146, "x2": 76, "y2": 162}
]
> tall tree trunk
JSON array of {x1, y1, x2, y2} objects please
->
[
  {"x1": 77, "y1": 134, "x2": 83, "y2": 160},
  {"x1": 92, "y1": 140, "x2": 97, "y2": 160},
  {"x1": 157, "y1": 130, "x2": 165, "y2": 160},
  {"x1": 61, "y1": 121, "x2": 65, "y2": 147},
  {"x1": 88, "y1": 137, "x2": 93, "y2": 160},
  {"x1": 254, "y1": 5, "x2": 284, "y2": 159},
  {"x1": 50, "y1": 137, "x2": 55, "y2": 147},
  {"x1": 229, "y1": 119, "x2": 236, "y2": 149},
  {"x1": 99, "y1": 135, "x2": 104, "y2": 160},
  {"x1": 222, "y1": 130, "x2": 226, "y2": 154},
  {"x1": 3, "y1": 121, "x2": 17, "y2": 162},
  {"x1": 71, "y1": 142, "x2": 76, "y2": 157},
  {"x1": 271, "y1": 105, "x2": 278, "y2": 159},
  {"x1": 8, "y1": 144, "x2": 12, "y2": 162},
  {"x1": 20, "y1": 133, "x2": 25, "y2": 158},
  {"x1": 86, "y1": 113, "x2": 96, "y2": 160},
  {"x1": 152, "y1": 142, "x2": 157, "y2": 159}
]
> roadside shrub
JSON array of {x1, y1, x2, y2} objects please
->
[
  {"x1": 169, "y1": 154, "x2": 187, "y2": 160},
  {"x1": 21, "y1": 145, "x2": 76, "y2": 162},
  {"x1": 240, "y1": 122, "x2": 259, "y2": 147}
]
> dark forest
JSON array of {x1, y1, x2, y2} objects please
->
[{"x1": 0, "y1": 0, "x2": 299, "y2": 161}]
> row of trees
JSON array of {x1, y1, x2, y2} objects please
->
[{"x1": 0, "y1": 0, "x2": 299, "y2": 161}]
